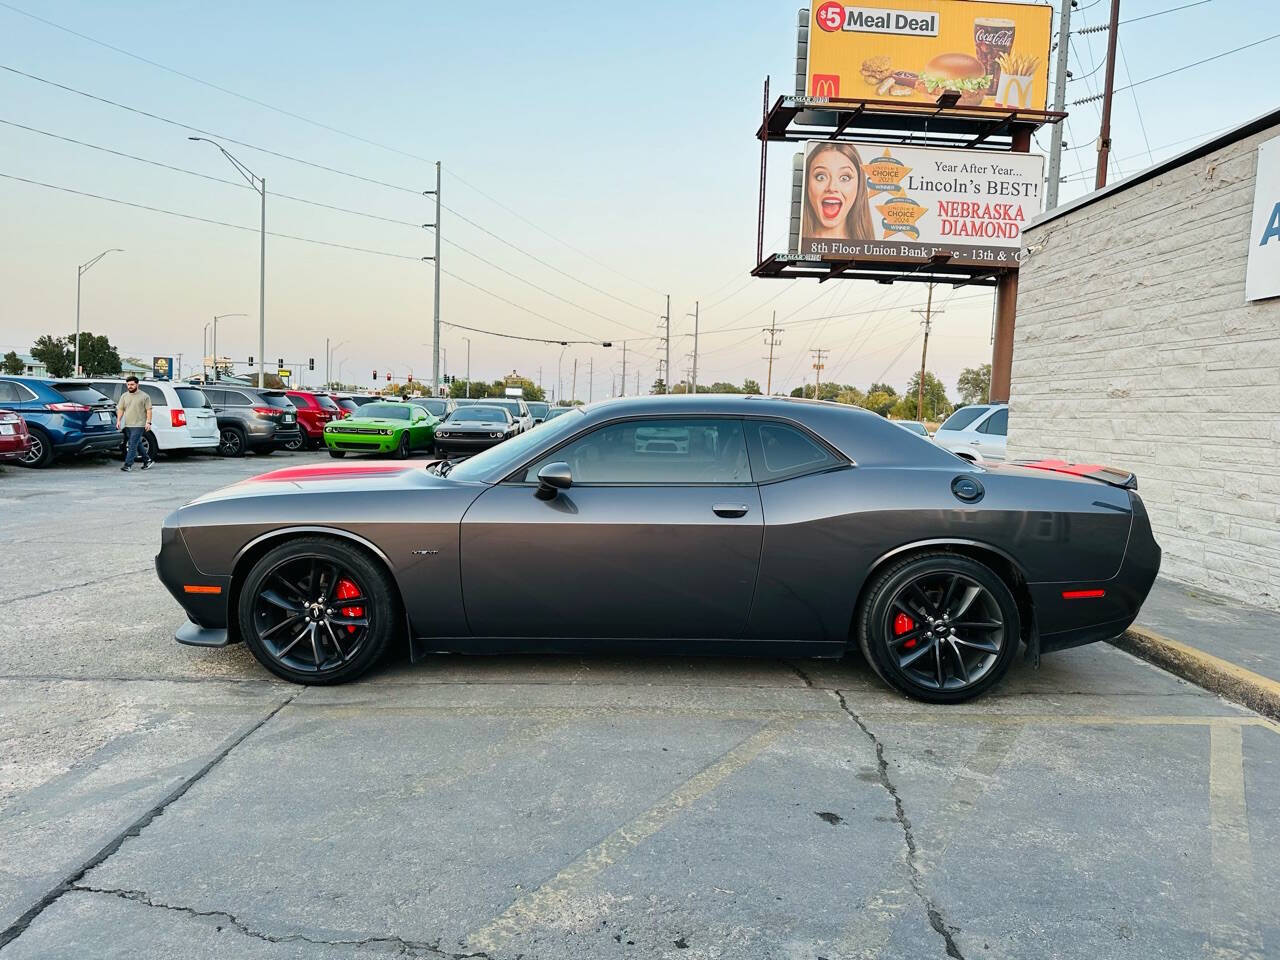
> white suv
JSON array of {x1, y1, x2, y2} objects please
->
[
  {"x1": 933, "y1": 403, "x2": 1008, "y2": 462},
  {"x1": 78, "y1": 379, "x2": 219, "y2": 458}
]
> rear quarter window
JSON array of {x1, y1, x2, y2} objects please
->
[
  {"x1": 746, "y1": 420, "x2": 843, "y2": 482},
  {"x1": 51, "y1": 384, "x2": 112, "y2": 405}
]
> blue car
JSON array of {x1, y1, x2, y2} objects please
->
[{"x1": 0, "y1": 376, "x2": 122, "y2": 468}]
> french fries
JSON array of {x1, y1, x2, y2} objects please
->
[{"x1": 996, "y1": 52, "x2": 1039, "y2": 76}]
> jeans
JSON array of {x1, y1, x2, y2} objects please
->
[{"x1": 123, "y1": 426, "x2": 151, "y2": 467}]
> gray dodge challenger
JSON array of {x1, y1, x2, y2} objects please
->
[{"x1": 157, "y1": 395, "x2": 1160, "y2": 703}]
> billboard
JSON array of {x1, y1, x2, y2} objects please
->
[
  {"x1": 807, "y1": 0, "x2": 1053, "y2": 111},
  {"x1": 152, "y1": 356, "x2": 173, "y2": 381},
  {"x1": 797, "y1": 140, "x2": 1043, "y2": 267}
]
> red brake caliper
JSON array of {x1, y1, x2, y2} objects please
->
[
  {"x1": 893, "y1": 612, "x2": 917, "y2": 649},
  {"x1": 336, "y1": 578, "x2": 363, "y2": 635}
]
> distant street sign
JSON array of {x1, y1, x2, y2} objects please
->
[{"x1": 278, "y1": 369, "x2": 291, "y2": 379}]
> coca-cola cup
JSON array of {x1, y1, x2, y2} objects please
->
[{"x1": 974, "y1": 18, "x2": 1015, "y2": 96}]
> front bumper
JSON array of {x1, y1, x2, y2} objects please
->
[
  {"x1": 156, "y1": 515, "x2": 231, "y2": 633},
  {"x1": 325, "y1": 431, "x2": 398, "y2": 453},
  {"x1": 435, "y1": 434, "x2": 506, "y2": 453}
]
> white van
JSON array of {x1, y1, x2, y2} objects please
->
[{"x1": 76, "y1": 379, "x2": 219, "y2": 458}]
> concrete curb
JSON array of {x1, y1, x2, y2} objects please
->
[{"x1": 1111, "y1": 626, "x2": 1280, "y2": 723}]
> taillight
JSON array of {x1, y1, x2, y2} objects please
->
[
  {"x1": 171, "y1": 409, "x2": 187, "y2": 428},
  {"x1": 45, "y1": 402, "x2": 90, "y2": 412},
  {"x1": 252, "y1": 407, "x2": 279, "y2": 419}
]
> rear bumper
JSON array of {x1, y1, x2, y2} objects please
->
[
  {"x1": 60, "y1": 431, "x2": 126, "y2": 457},
  {"x1": 0, "y1": 434, "x2": 31, "y2": 459},
  {"x1": 1034, "y1": 492, "x2": 1162, "y2": 654}
]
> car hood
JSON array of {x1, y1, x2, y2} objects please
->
[
  {"x1": 184, "y1": 460, "x2": 467, "y2": 505},
  {"x1": 331, "y1": 417, "x2": 412, "y2": 428}
]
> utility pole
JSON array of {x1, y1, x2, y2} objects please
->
[
  {"x1": 464, "y1": 337, "x2": 471, "y2": 398},
  {"x1": 588, "y1": 357, "x2": 594, "y2": 403},
  {"x1": 571, "y1": 358, "x2": 578, "y2": 405},
  {"x1": 762, "y1": 311, "x2": 783, "y2": 395},
  {"x1": 621, "y1": 341, "x2": 628, "y2": 397},
  {"x1": 810, "y1": 348, "x2": 829, "y2": 400},
  {"x1": 1096, "y1": 0, "x2": 1121, "y2": 189},
  {"x1": 663, "y1": 294, "x2": 671, "y2": 393},
  {"x1": 911, "y1": 283, "x2": 943, "y2": 420},
  {"x1": 1045, "y1": 0, "x2": 1074, "y2": 209},
  {"x1": 424, "y1": 162, "x2": 442, "y2": 395},
  {"x1": 690, "y1": 301, "x2": 700, "y2": 394},
  {"x1": 635, "y1": 369, "x2": 641, "y2": 395}
]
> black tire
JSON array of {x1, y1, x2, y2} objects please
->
[
  {"x1": 217, "y1": 426, "x2": 247, "y2": 458},
  {"x1": 281, "y1": 434, "x2": 305, "y2": 452},
  {"x1": 17, "y1": 426, "x2": 53, "y2": 468},
  {"x1": 857, "y1": 552, "x2": 1020, "y2": 704},
  {"x1": 394, "y1": 433, "x2": 410, "y2": 459},
  {"x1": 143, "y1": 431, "x2": 158, "y2": 461},
  {"x1": 237, "y1": 537, "x2": 397, "y2": 685},
  {"x1": 329, "y1": 450, "x2": 346, "y2": 458}
]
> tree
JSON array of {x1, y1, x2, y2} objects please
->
[
  {"x1": 867, "y1": 382, "x2": 897, "y2": 398},
  {"x1": 742, "y1": 378, "x2": 761, "y2": 395},
  {"x1": 834, "y1": 386, "x2": 865, "y2": 407},
  {"x1": 449, "y1": 379, "x2": 491, "y2": 399},
  {"x1": 67, "y1": 332, "x2": 121, "y2": 377},
  {"x1": 902, "y1": 370, "x2": 952, "y2": 422},
  {"x1": 2, "y1": 350, "x2": 23, "y2": 375},
  {"x1": 490, "y1": 374, "x2": 544, "y2": 402},
  {"x1": 956, "y1": 363, "x2": 992, "y2": 405},
  {"x1": 31, "y1": 335, "x2": 73, "y2": 377},
  {"x1": 708, "y1": 381, "x2": 742, "y2": 394},
  {"x1": 862, "y1": 390, "x2": 896, "y2": 416},
  {"x1": 649, "y1": 378, "x2": 666, "y2": 394}
]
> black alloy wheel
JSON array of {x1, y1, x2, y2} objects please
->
[
  {"x1": 143, "y1": 431, "x2": 158, "y2": 461},
  {"x1": 395, "y1": 433, "x2": 411, "y2": 459},
  {"x1": 238, "y1": 537, "x2": 395, "y2": 685},
  {"x1": 218, "y1": 426, "x2": 246, "y2": 458},
  {"x1": 859, "y1": 552, "x2": 1019, "y2": 703},
  {"x1": 17, "y1": 427, "x2": 52, "y2": 468}
]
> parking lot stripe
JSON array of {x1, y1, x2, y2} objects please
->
[
  {"x1": 465, "y1": 717, "x2": 794, "y2": 953},
  {"x1": 1208, "y1": 724, "x2": 1263, "y2": 960}
]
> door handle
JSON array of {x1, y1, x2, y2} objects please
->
[
  {"x1": 713, "y1": 503, "x2": 750, "y2": 518},
  {"x1": 969, "y1": 439, "x2": 981, "y2": 445}
]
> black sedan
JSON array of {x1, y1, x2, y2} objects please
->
[
  {"x1": 432, "y1": 405, "x2": 519, "y2": 456},
  {"x1": 156, "y1": 395, "x2": 1160, "y2": 702}
]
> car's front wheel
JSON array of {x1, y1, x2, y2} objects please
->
[
  {"x1": 394, "y1": 433, "x2": 410, "y2": 459},
  {"x1": 858, "y1": 552, "x2": 1020, "y2": 703},
  {"x1": 238, "y1": 537, "x2": 397, "y2": 685}
]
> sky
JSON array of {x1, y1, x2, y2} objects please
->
[{"x1": 1, "y1": 0, "x2": 1275, "y2": 402}]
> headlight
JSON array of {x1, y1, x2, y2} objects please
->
[
  {"x1": 437, "y1": 431, "x2": 449, "y2": 437},
  {"x1": 489, "y1": 432, "x2": 501, "y2": 438}
]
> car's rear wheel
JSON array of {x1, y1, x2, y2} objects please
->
[
  {"x1": 17, "y1": 427, "x2": 52, "y2": 468},
  {"x1": 281, "y1": 434, "x2": 305, "y2": 452},
  {"x1": 143, "y1": 430, "x2": 158, "y2": 461},
  {"x1": 858, "y1": 552, "x2": 1019, "y2": 704},
  {"x1": 217, "y1": 426, "x2": 246, "y2": 458},
  {"x1": 394, "y1": 433, "x2": 410, "y2": 459},
  {"x1": 238, "y1": 537, "x2": 396, "y2": 685}
]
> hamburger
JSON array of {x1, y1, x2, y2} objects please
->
[{"x1": 918, "y1": 53, "x2": 991, "y2": 105}]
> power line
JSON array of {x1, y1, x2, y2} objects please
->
[
  {"x1": 439, "y1": 321, "x2": 615, "y2": 346},
  {"x1": 0, "y1": 171, "x2": 421, "y2": 259},
  {"x1": 1072, "y1": 34, "x2": 1280, "y2": 105},
  {"x1": 1074, "y1": 0, "x2": 1211, "y2": 32},
  {"x1": 1118, "y1": 39, "x2": 1154, "y2": 166}
]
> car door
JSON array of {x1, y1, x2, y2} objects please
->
[
  {"x1": 973, "y1": 407, "x2": 1007, "y2": 460},
  {"x1": 460, "y1": 416, "x2": 763, "y2": 639}
]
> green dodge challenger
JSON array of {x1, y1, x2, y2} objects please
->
[{"x1": 324, "y1": 402, "x2": 439, "y2": 458}]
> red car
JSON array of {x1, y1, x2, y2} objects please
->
[
  {"x1": 0, "y1": 409, "x2": 32, "y2": 462},
  {"x1": 329, "y1": 393, "x2": 360, "y2": 415},
  {"x1": 283, "y1": 390, "x2": 346, "y2": 450}
]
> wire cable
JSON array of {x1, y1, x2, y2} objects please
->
[{"x1": 1072, "y1": 34, "x2": 1280, "y2": 105}]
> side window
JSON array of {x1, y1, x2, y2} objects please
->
[
  {"x1": 746, "y1": 420, "x2": 842, "y2": 482},
  {"x1": 225, "y1": 391, "x2": 251, "y2": 406},
  {"x1": 203, "y1": 389, "x2": 225, "y2": 405},
  {"x1": 0, "y1": 382, "x2": 20, "y2": 403},
  {"x1": 140, "y1": 384, "x2": 165, "y2": 406},
  {"x1": 522, "y1": 418, "x2": 750, "y2": 484},
  {"x1": 977, "y1": 409, "x2": 1008, "y2": 436}
]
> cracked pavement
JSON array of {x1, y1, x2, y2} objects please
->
[{"x1": 2, "y1": 453, "x2": 1280, "y2": 959}]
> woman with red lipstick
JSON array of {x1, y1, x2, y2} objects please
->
[{"x1": 802, "y1": 143, "x2": 874, "y2": 243}]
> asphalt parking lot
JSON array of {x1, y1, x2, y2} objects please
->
[{"x1": 1, "y1": 452, "x2": 1278, "y2": 960}]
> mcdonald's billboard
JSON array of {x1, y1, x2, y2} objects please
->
[
  {"x1": 797, "y1": 140, "x2": 1044, "y2": 267},
  {"x1": 806, "y1": 0, "x2": 1053, "y2": 111}
]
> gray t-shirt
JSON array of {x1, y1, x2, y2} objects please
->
[{"x1": 117, "y1": 390, "x2": 152, "y2": 428}]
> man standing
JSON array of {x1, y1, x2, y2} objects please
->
[{"x1": 116, "y1": 375, "x2": 153, "y2": 472}]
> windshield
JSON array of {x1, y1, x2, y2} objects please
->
[
  {"x1": 361, "y1": 403, "x2": 410, "y2": 420},
  {"x1": 314, "y1": 394, "x2": 341, "y2": 411},
  {"x1": 447, "y1": 407, "x2": 586, "y2": 482},
  {"x1": 257, "y1": 392, "x2": 295, "y2": 409},
  {"x1": 174, "y1": 387, "x2": 210, "y2": 408},
  {"x1": 334, "y1": 397, "x2": 359, "y2": 412},
  {"x1": 525, "y1": 402, "x2": 549, "y2": 418},
  {"x1": 938, "y1": 407, "x2": 987, "y2": 431},
  {"x1": 450, "y1": 407, "x2": 508, "y2": 422},
  {"x1": 486, "y1": 399, "x2": 523, "y2": 416},
  {"x1": 418, "y1": 399, "x2": 448, "y2": 416}
]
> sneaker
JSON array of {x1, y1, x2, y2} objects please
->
[
  {"x1": 141, "y1": 460, "x2": 153, "y2": 470},
  {"x1": 121, "y1": 465, "x2": 131, "y2": 472}
]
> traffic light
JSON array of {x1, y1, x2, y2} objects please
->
[
  {"x1": 248, "y1": 356, "x2": 254, "y2": 365},
  {"x1": 407, "y1": 374, "x2": 413, "y2": 383},
  {"x1": 372, "y1": 370, "x2": 378, "y2": 380},
  {"x1": 308, "y1": 358, "x2": 315, "y2": 371},
  {"x1": 277, "y1": 357, "x2": 284, "y2": 367},
  {"x1": 386, "y1": 372, "x2": 391, "y2": 382}
]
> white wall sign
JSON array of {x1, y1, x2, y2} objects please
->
[{"x1": 1246, "y1": 134, "x2": 1280, "y2": 302}]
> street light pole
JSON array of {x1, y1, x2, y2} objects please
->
[
  {"x1": 423, "y1": 163, "x2": 442, "y2": 396},
  {"x1": 189, "y1": 137, "x2": 266, "y2": 387},
  {"x1": 326, "y1": 338, "x2": 348, "y2": 389},
  {"x1": 202, "y1": 322, "x2": 211, "y2": 382},
  {"x1": 463, "y1": 337, "x2": 471, "y2": 398},
  {"x1": 212, "y1": 313, "x2": 247, "y2": 381},
  {"x1": 75, "y1": 248, "x2": 123, "y2": 376}
]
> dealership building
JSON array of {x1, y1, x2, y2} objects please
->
[{"x1": 1008, "y1": 107, "x2": 1280, "y2": 611}]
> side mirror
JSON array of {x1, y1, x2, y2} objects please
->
[{"x1": 536, "y1": 461, "x2": 572, "y2": 500}]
